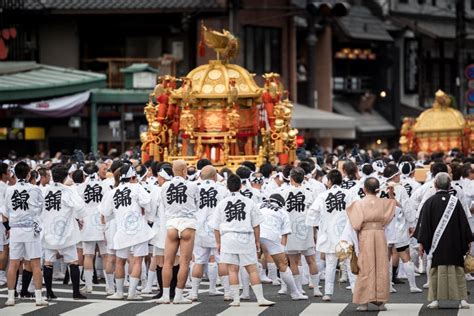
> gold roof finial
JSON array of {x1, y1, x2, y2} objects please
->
[{"x1": 201, "y1": 24, "x2": 239, "y2": 63}]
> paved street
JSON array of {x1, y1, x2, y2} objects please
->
[{"x1": 0, "y1": 275, "x2": 473, "y2": 315}]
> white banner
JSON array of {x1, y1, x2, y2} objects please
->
[{"x1": 19, "y1": 91, "x2": 90, "y2": 117}]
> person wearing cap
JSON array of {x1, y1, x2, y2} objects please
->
[
  {"x1": 157, "y1": 160, "x2": 200, "y2": 304},
  {"x1": 40, "y1": 164, "x2": 87, "y2": 300},
  {"x1": 101, "y1": 164, "x2": 153, "y2": 301},
  {"x1": 379, "y1": 164, "x2": 421, "y2": 294},
  {"x1": 210, "y1": 174, "x2": 274, "y2": 307},
  {"x1": 189, "y1": 165, "x2": 230, "y2": 301},
  {"x1": 259, "y1": 193, "x2": 308, "y2": 300},
  {"x1": 76, "y1": 162, "x2": 108, "y2": 294},
  {"x1": 279, "y1": 167, "x2": 322, "y2": 298},
  {"x1": 307, "y1": 169, "x2": 353, "y2": 301}
]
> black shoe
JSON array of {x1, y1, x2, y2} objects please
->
[
  {"x1": 73, "y1": 293, "x2": 87, "y2": 300},
  {"x1": 20, "y1": 291, "x2": 34, "y2": 298},
  {"x1": 47, "y1": 291, "x2": 57, "y2": 300},
  {"x1": 393, "y1": 278, "x2": 405, "y2": 284},
  {"x1": 14, "y1": 291, "x2": 18, "y2": 298}
]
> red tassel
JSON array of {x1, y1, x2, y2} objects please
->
[{"x1": 198, "y1": 25, "x2": 205, "y2": 57}]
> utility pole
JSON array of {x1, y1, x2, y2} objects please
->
[{"x1": 455, "y1": 0, "x2": 466, "y2": 113}]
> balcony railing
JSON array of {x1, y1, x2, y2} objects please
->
[{"x1": 81, "y1": 57, "x2": 177, "y2": 89}]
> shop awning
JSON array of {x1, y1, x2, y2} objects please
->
[
  {"x1": 390, "y1": 16, "x2": 474, "y2": 40},
  {"x1": 335, "y1": 5, "x2": 393, "y2": 42},
  {"x1": 292, "y1": 104, "x2": 356, "y2": 139},
  {"x1": 333, "y1": 98, "x2": 396, "y2": 134},
  {"x1": 0, "y1": 62, "x2": 106, "y2": 102}
]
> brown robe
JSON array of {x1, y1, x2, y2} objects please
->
[{"x1": 347, "y1": 195, "x2": 396, "y2": 305}]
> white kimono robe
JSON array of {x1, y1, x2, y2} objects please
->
[{"x1": 76, "y1": 175, "x2": 106, "y2": 242}]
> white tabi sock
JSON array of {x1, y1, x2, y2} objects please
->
[
  {"x1": 251, "y1": 284, "x2": 266, "y2": 303},
  {"x1": 240, "y1": 267, "x2": 250, "y2": 296},
  {"x1": 115, "y1": 278, "x2": 124, "y2": 295},
  {"x1": 144, "y1": 270, "x2": 156, "y2": 291},
  {"x1": 267, "y1": 263, "x2": 278, "y2": 282},
  {"x1": 231, "y1": 284, "x2": 240, "y2": 304},
  {"x1": 174, "y1": 288, "x2": 184, "y2": 300},
  {"x1": 221, "y1": 275, "x2": 231, "y2": 296},
  {"x1": 191, "y1": 277, "x2": 201, "y2": 297},
  {"x1": 162, "y1": 287, "x2": 170, "y2": 300},
  {"x1": 128, "y1": 277, "x2": 139, "y2": 297},
  {"x1": 84, "y1": 269, "x2": 93, "y2": 289},
  {"x1": 280, "y1": 269, "x2": 297, "y2": 294},
  {"x1": 106, "y1": 273, "x2": 115, "y2": 291},
  {"x1": 34, "y1": 289, "x2": 43, "y2": 302},
  {"x1": 294, "y1": 274, "x2": 303, "y2": 292},
  {"x1": 208, "y1": 262, "x2": 218, "y2": 292}
]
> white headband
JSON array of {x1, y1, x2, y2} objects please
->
[
  {"x1": 120, "y1": 166, "x2": 136, "y2": 180},
  {"x1": 158, "y1": 169, "x2": 172, "y2": 181}
]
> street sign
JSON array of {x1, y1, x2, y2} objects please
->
[
  {"x1": 466, "y1": 89, "x2": 474, "y2": 107},
  {"x1": 465, "y1": 64, "x2": 474, "y2": 80}
]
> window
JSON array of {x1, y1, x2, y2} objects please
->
[{"x1": 243, "y1": 26, "x2": 281, "y2": 74}]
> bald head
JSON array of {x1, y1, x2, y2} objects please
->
[
  {"x1": 201, "y1": 165, "x2": 217, "y2": 181},
  {"x1": 172, "y1": 160, "x2": 187, "y2": 177}
]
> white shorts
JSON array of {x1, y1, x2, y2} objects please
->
[
  {"x1": 10, "y1": 240, "x2": 43, "y2": 260},
  {"x1": 153, "y1": 246, "x2": 164, "y2": 256},
  {"x1": 166, "y1": 218, "x2": 196, "y2": 238},
  {"x1": 82, "y1": 240, "x2": 107, "y2": 255},
  {"x1": 44, "y1": 245, "x2": 78, "y2": 263},
  {"x1": 220, "y1": 252, "x2": 257, "y2": 267},
  {"x1": 260, "y1": 238, "x2": 285, "y2": 256},
  {"x1": 76, "y1": 242, "x2": 83, "y2": 249},
  {"x1": 116, "y1": 241, "x2": 149, "y2": 259},
  {"x1": 194, "y1": 245, "x2": 219, "y2": 264},
  {"x1": 286, "y1": 248, "x2": 315, "y2": 256}
]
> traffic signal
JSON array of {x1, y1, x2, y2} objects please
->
[{"x1": 306, "y1": 1, "x2": 350, "y2": 17}]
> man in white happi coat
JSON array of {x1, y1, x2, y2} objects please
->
[
  {"x1": 236, "y1": 166, "x2": 262, "y2": 204},
  {"x1": 40, "y1": 165, "x2": 87, "y2": 300},
  {"x1": 211, "y1": 174, "x2": 274, "y2": 307},
  {"x1": 189, "y1": 165, "x2": 230, "y2": 301},
  {"x1": 279, "y1": 167, "x2": 322, "y2": 297},
  {"x1": 307, "y1": 169, "x2": 352, "y2": 301},
  {"x1": 157, "y1": 160, "x2": 200, "y2": 304},
  {"x1": 76, "y1": 163, "x2": 108, "y2": 293},
  {"x1": 101, "y1": 164, "x2": 154, "y2": 300},
  {"x1": 3, "y1": 162, "x2": 48, "y2": 307}
]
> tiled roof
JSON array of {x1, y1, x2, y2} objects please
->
[
  {"x1": 335, "y1": 5, "x2": 393, "y2": 42},
  {"x1": 22, "y1": 0, "x2": 225, "y2": 11}
]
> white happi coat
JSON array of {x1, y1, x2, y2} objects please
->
[
  {"x1": 240, "y1": 183, "x2": 262, "y2": 204},
  {"x1": 4, "y1": 180, "x2": 43, "y2": 243},
  {"x1": 101, "y1": 182, "x2": 153, "y2": 249},
  {"x1": 161, "y1": 176, "x2": 199, "y2": 221},
  {"x1": 259, "y1": 201, "x2": 292, "y2": 243},
  {"x1": 76, "y1": 175, "x2": 106, "y2": 242},
  {"x1": 40, "y1": 183, "x2": 86, "y2": 249},
  {"x1": 303, "y1": 177, "x2": 326, "y2": 197},
  {"x1": 0, "y1": 181, "x2": 9, "y2": 244},
  {"x1": 307, "y1": 184, "x2": 350, "y2": 254},
  {"x1": 195, "y1": 179, "x2": 228, "y2": 248},
  {"x1": 149, "y1": 185, "x2": 167, "y2": 249},
  {"x1": 99, "y1": 177, "x2": 117, "y2": 249},
  {"x1": 280, "y1": 184, "x2": 315, "y2": 251},
  {"x1": 400, "y1": 175, "x2": 421, "y2": 198},
  {"x1": 210, "y1": 192, "x2": 264, "y2": 255}
]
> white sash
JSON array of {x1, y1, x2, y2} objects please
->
[{"x1": 428, "y1": 194, "x2": 458, "y2": 260}]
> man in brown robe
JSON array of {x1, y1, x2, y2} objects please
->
[{"x1": 346, "y1": 177, "x2": 396, "y2": 311}]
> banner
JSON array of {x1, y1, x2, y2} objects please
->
[{"x1": 19, "y1": 91, "x2": 90, "y2": 118}]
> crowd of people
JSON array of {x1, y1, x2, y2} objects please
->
[{"x1": 0, "y1": 147, "x2": 473, "y2": 311}]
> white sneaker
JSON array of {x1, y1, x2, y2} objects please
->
[
  {"x1": 5, "y1": 299, "x2": 15, "y2": 306},
  {"x1": 291, "y1": 291, "x2": 308, "y2": 300},
  {"x1": 272, "y1": 279, "x2": 281, "y2": 286},
  {"x1": 156, "y1": 296, "x2": 171, "y2": 304},
  {"x1": 224, "y1": 295, "x2": 233, "y2": 301},
  {"x1": 209, "y1": 289, "x2": 224, "y2": 296},
  {"x1": 260, "y1": 276, "x2": 273, "y2": 284},
  {"x1": 35, "y1": 299, "x2": 49, "y2": 306},
  {"x1": 140, "y1": 288, "x2": 153, "y2": 294},
  {"x1": 106, "y1": 288, "x2": 115, "y2": 295},
  {"x1": 239, "y1": 294, "x2": 250, "y2": 300},
  {"x1": 80, "y1": 286, "x2": 93, "y2": 293},
  {"x1": 390, "y1": 285, "x2": 397, "y2": 293},
  {"x1": 322, "y1": 295, "x2": 332, "y2": 301},
  {"x1": 410, "y1": 287, "x2": 423, "y2": 293},
  {"x1": 278, "y1": 288, "x2": 287, "y2": 295},
  {"x1": 427, "y1": 300, "x2": 439, "y2": 309},
  {"x1": 107, "y1": 293, "x2": 124, "y2": 300},
  {"x1": 257, "y1": 299, "x2": 275, "y2": 306},
  {"x1": 127, "y1": 294, "x2": 143, "y2": 301},
  {"x1": 465, "y1": 274, "x2": 474, "y2": 281},
  {"x1": 313, "y1": 288, "x2": 323, "y2": 297},
  {"x1": 186, "y1": 294, "x2": 198, "y2": 301},
  {"x1": 423, "y1": 282, "x2": 429, "y2": 289},
  {"x1": 345, "y1": 285, "x2": 351, "y2": 290},
  {"x1": 173, "y1": 296, "x2": 192, "y2": 304},
  {"x1": 460, "y1": 300, "x2": 470, "y2": 309}
]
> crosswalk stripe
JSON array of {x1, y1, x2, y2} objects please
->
[
  {"x1": 59, "y1": 301, "x2": 129, "y2": 315},
  {"x1": 137, "y1": 302, "x2": 200, "y2": 315},
  {"x1": 457, "y1": 304, "x2": 474, "y2": 315},
  {"x1": 216, "y1": 302, "x2": 269, "y2": 316},
  {"x1": 384, "y1": 303, "x2": 423, "y2": 315},
  {"x1": 300, "y1": 303, "x2": 348, "y2": 315},
  {"x1": 0, "y1": 302, "x2": 54, "y2": 315}
]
